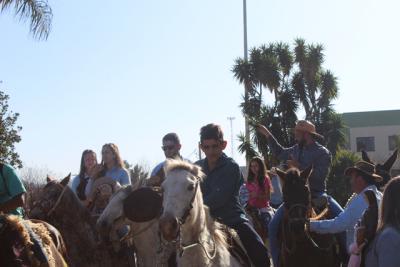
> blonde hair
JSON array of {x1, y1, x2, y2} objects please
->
[{"x1": 101, "y1": 143, "x2": 124, "y2": 169}]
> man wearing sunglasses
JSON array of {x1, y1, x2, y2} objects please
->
[
  {"x1": 148, "y1": 133, "x2": 186, "y2": 186},
  {"x1": 196, "y1": 123, "x2": 270, "y2": 267}
]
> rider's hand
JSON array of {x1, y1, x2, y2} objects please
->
[
  {"x1": 287, "y1": 154, "x2": 300, "y2": 169},
  {"x1": 256, "y1": 124, "x2": 271, "y2": 138}
]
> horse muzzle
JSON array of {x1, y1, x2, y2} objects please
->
[{"x1": 159, "y1": 213, "x2": 179, "y2": 242}]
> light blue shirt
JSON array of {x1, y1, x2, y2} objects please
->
[
  {"x1": 310, "y1": 185, "x2": 382, "y2": 251},
  {"x1": 85, "y1": 167, "x2": 131, "y2": 194},
  {"x1": 150, "y1": 157, "x2": 191, "y2": 177}
]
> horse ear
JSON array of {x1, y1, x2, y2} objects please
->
[
  {"x1": 60, "y1": 173, "x2": 71, "y2": 186},
  {"x1": 361, "y1": 150, "x2": 373, "y2": 164},
  {"x1": 382, "y1": 149, "x2": 398, "y2": 171},
  {"x1": 276, "y1": 168, "x2": 286, "y2": 184},
  {"x1": 300, "y1": 165, "x2": 313, "y2": 182},
  {"x1": 46, "y1": 175, "x2": 52, "y2": 183}
]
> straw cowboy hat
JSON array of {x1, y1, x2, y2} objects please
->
[
  {"x1": 294, "y1": 120, "x2": 324, "y2": 139},
  {"x1": 345, "y1": 161, "x2": 383, "y2": 183}
]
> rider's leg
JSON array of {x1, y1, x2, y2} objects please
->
[
  {"x1": 268, "y1": 204, "x2": 284, "y2": 267},
  {"x1": 232, "y1": 221, "x2": 271, "y2": 267}
]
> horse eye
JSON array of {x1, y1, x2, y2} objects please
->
[{"x1": 187, "y1": 184, "x2": 195, "y2": 191}]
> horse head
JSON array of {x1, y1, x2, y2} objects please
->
[
  {"x1": 277, "y1": 166, "x2": 313, "y2": 235},
  {"x1": 361, "y1": 149, "x2": 398, "y2": 188},
  {"x1": 159, "y1": 160, "x2": 205, "y2": 242},
  {"x1": 29, "y1": 174, "x2": 75, "y2": 220}
]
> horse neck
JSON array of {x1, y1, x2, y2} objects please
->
[
  {"x1": 181, "y1": 189, "x2": 207, "y2": 243},
  {"x1": 53, "y1": 190, "x2": 98, "y2": 246}
]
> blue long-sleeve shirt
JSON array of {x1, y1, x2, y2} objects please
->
[
  {"x1": 267, "y1": 135, "x2": 331, "y2": 196},
  {"x1": 310, "y1": 185, "x2": 382, "y2": 251},
  {"x1": 196, "y1": 154, "x2": 247, "y2": 227}
]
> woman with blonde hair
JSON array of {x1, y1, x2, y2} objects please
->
[
  {"x1": 365, "y1": 176, "x2": 400, "y2": 267},
  {"x1": 101, "y1": 143, "x2": 130, "y2": 185}
]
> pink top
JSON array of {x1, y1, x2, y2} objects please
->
[{"x1": 246, "y1": 176, "x2": 272, "y2": 209}]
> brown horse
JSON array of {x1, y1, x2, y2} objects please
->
[
  {"x1": 276, "y1": 167, "x2": 339, "y2": 267},
  {"x1": 0, "y1": 214, "x2": 67, "y2": 267},
  {"x1": 361, "y1": 149, "x2": 398, "y2": 189},
  {"x1": 29, "y1": 174, "x2": 130, "y2": 267}
]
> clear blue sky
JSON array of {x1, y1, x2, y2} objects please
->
[{"x1": 0, "y1": 0, "x2": 399, "y2": 176}]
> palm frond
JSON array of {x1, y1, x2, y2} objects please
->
[{"x1": 0, "y1": 0, "x2": 53, "y2": 40}]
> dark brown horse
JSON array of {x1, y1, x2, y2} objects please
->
[
  {"x1": 29, "y1": 174, "x2": 130, "y2": 267},
  {"x1": 276, "y1": 167, "x2": 339, "y2": 267},
  {"x1": 361, "y1": 149, "x2": 398, "y2": 189},
  {"x1": 0, "y1": 214, "x2": 67, "y2": 267}
]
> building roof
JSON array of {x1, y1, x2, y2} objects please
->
[{"x1": 342, "y1": 110, "x2": 400, "y2": 128}]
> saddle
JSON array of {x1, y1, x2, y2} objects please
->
[
  {"x1": 123, "y1": 187, "x2": 163, "y2": 222},
  {"x1": 221, "y1": 226, "x2": 252, "y2": 267}
]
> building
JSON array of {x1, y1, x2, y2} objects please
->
[{"x1": 342, "y1": 109, "x2": 400, "y2": 175}]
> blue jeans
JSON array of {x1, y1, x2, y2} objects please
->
[
  {"x1": 232, "y1": 221, "x2": 271, "y2": 267},
  {"x1": 268, "y1": 194, "x2": 343, "y2": 267}
]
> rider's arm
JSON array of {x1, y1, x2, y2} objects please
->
[
  {"x1": 0, "y1": 193, "x2": 25, "y2": 213},
  {"x1": 203, "y1": 163, "x2": 241, "y2": 210},
  {"x1": 267, "y1": 135, "x2": 293, "y2": 162},
  {"x1": 310, "y1": 194, "x2": 367, "y2": 234},
  {"x1": 309, "y1": 149, "x2": 331, "y2": 189}
]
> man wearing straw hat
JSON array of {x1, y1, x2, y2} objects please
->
[
  {"x1": 258, "y1": 120, "x2": 344, "y2": 266},
  {"x1": 309, "y1": 161, "x2": 383, "y2": 257}
]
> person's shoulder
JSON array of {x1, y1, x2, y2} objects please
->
[
  {"x1": 314, "y1": 142, "x2": 331, "y2": 155},
  {"x1": 194, "y1": 159, "x2": 206, "y2": 167},
  {"x1": 379, "y1": 226, "x2": 400, "y2": 240}
]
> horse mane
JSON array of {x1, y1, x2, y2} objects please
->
[
  {"x1": 5, "y1": 215, "x2": 55, "y2": 266},
  {"x1": 164, "y1": 160, "x2": 205, "y2": 181},
  {"x1": 203, "y1": 205, "x2": 229, "y2": 249}
]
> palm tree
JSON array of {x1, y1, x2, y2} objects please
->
[
  {"x1": 0, "y1": 0, "x2": 52, "y2": 40},
  {"x1": 233, "y1": 39, "x2": 345, "y2": 165}
]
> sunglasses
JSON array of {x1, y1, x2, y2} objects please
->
[
  {"x1": 200, "y1": 143, "x2": 220, "y2": 150},
  {"x1": 162, "y1": 145, "x2": 175, "y2": 151}
]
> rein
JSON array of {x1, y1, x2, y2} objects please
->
[
  {"x1": 283, "y1": 203, "x2": 335, "y2": 254},
  {"x1": 47, "y1": 184, "x2": 69, "y2": 217},
  {"x1": 160, "y1": 178, "x2": 217, "y2": 261}
]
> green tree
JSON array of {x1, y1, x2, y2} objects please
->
[
  {"x1": 327, "y1": 149, "x2": 360, "y2": 206},
  {"x1": 233, "y1": 39, "x2": 346, "y2": 166},
  {"x1": 0, "y1": 0, "x2": 52, "y2": 40},
  {"x1": 0, "y1": 91, "x2": 22, "y2": 168}
]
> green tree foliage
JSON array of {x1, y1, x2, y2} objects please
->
[
  {"x1": 327, "y1": 149, "x2": 360, "y2": 206},
  {"x1": 233, "y1": 39, "x2": 346, "y2": 165},
  {"x1": 0, "y1": 91, "x2": 22, "y2": 168}
]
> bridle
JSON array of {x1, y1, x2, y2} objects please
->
[
  {"x1": 283, "y1": 202, "x2": 335, "y2": 254},
  {"x1": 33, "y1": 182, "x2": 69, "y2": 218},
  {"x1": 159, "y1": 177, "x2": 217, "y2": 261}
]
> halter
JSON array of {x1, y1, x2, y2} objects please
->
[
  {"x1": 33, "y1": 182, "x2": 68, "y2": 218},
  {"x1": 283, "y1": 202, "x2": 335, "y2": 254},
  {"x1": 159, "y1": 178, "x2": 217, "y2": 261}
]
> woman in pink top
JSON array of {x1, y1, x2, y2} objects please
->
[{"x1": 245, "y1": 157, "x2": 274, "y2": 233}]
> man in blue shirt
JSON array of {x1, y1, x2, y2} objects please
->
[
  {"x1": 196, "y1": 123, "x2": 270, "y2": 267},
  {"x1": 148, "y1": 133, "x2": 188, "y2": 186},
  {"x1": 309, "y1": 161, "x2": 383, "y2": 254},
  {"x1": 257, "y1": 120, "x2": 343, "y2": 266},
  {"x1": 0, "y1": 163, "x2": 26, "y2": 217}
]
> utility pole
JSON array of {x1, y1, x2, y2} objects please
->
[
  {"x1": 227, "y1": 117, "x2": 236, "y2": 159},
  {"x1": 243, "y1": 0, "x2": 250, "y2": 167}
]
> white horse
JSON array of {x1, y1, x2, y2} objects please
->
[
  {"x1": 159, "y1": 160, "x2": 242, "y2": 267},
  {"x1": 97, "y1": 185, "x2": 174, "y2": 266}
]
